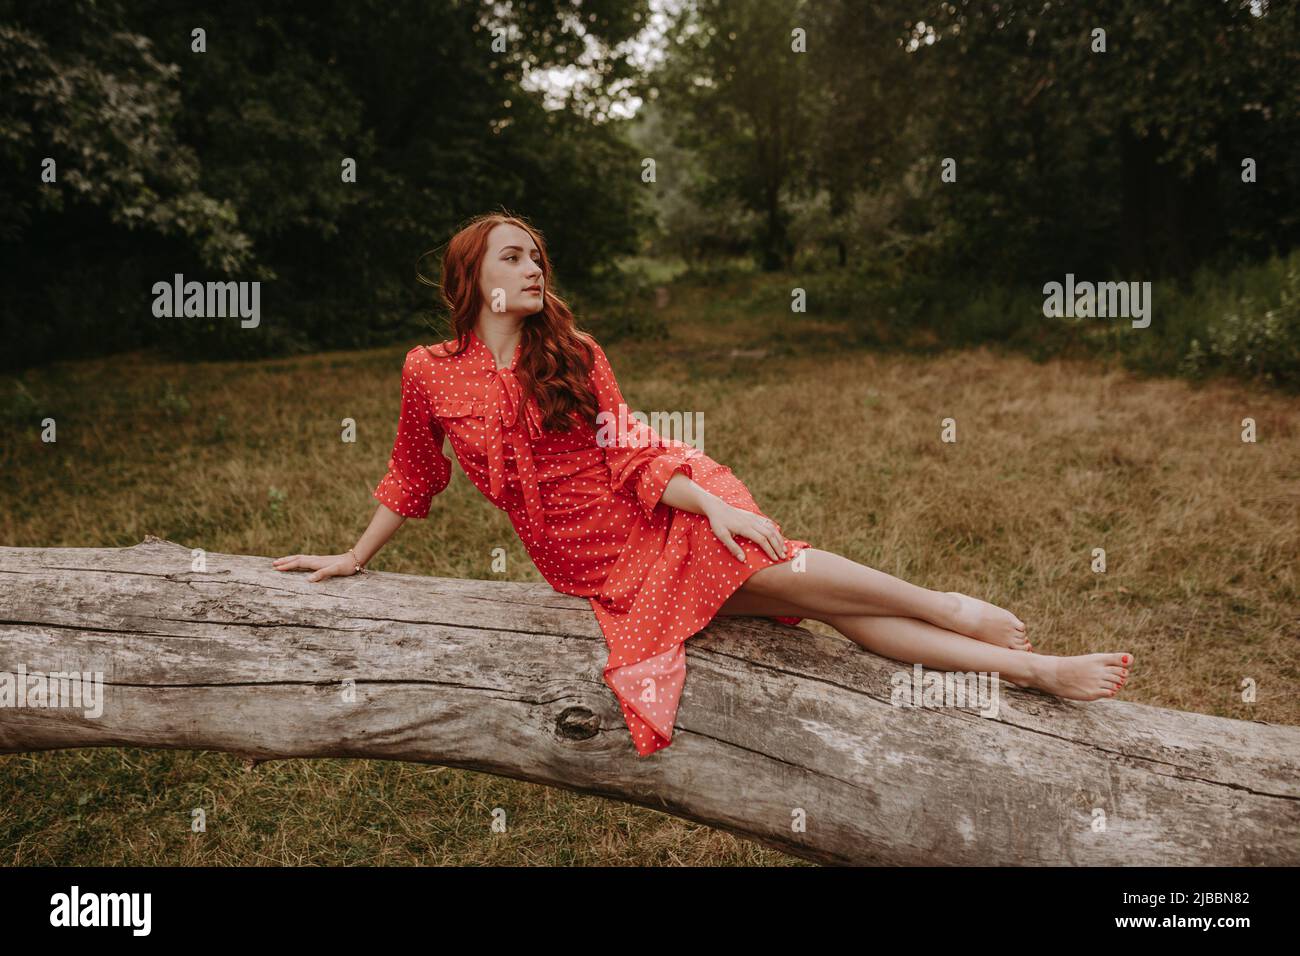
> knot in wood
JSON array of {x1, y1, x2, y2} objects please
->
[{"x1": 555, "y1": 706, "x2": 600, "y2": 741}]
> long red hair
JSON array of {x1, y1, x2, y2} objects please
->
[{"x1": 418, "y1": 212, "x2": 599, "y2": 433}]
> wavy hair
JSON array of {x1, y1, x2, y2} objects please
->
[{"x1": 416, "y1": 212, "x2": 599, "y2": 433}]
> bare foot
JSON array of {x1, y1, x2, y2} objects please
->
[
  {"x1": 943, "y1": 592, "x2": 1030, "y2": 651},
  {"x1": 1020, "y1": 653, "x2": 1132, "y2": 700}
]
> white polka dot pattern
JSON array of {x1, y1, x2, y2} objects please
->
[{"x1": 373, "y1": 330, "x2": 811, "y2": 756}]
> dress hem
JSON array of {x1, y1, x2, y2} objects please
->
[{"x1": 601, "y1": 537, "x2": 813, "y2": 757}]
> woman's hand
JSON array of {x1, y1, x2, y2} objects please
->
[
  {"x1": 272, "y1": 553, "x2": 359, "y2": 583},
  {"x1": 705, "y1": 502, "x2": 787, "y2": 563}
]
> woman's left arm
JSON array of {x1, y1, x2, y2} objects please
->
[
  {"x1": 659, "y1": 472, "x2": 787, "y2": 563},
  {"x1": 657, "y1": 471, "x2": 721, "y2": 517},
  {"x1": 584, "y1": 335, "x2": 786, "y2": 563}
]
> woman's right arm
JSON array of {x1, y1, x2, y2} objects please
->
[
  {"x1": 274, "y1": 348, "x2": 452, "y2": 582},
  {"x1": 272, "y1": 503, "x2": 407, "y2": 582}
]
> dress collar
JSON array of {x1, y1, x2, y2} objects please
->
[{"x1": 470, "y1": 326, "x2": 522, "y2": 373}]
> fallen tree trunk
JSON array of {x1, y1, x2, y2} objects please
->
[{"x1": 1, "y1": 536, "x2": 1297, "y2": 865}]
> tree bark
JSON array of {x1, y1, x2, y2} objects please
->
[{"x1": 1, "y1": 536, "x2": 1297, "y2": 865}]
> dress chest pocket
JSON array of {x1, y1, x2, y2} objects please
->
[{"x1": 431, "y1": 398, "x2": 488, "y2": 423}]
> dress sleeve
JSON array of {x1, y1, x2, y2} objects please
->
[
  {"x1": 372, "y1": 349, "x2": 452, "y2": 519},
  {"x1": 587, "y1": 337, "x2": 698, "y2": 521}
]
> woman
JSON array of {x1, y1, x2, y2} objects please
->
[{"x1": 274, "y1": 213, "x2": 1132, "y2": 757}]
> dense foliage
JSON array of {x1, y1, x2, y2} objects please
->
[{"x1": 3, "y1": 0, "x2": 1296, "y2": 382}]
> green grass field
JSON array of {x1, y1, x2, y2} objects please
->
[{"x1": 2, "y1": 275, "x2": 1297, "y2": 865}]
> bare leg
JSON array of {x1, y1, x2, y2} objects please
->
[
  {"x1": 723, "y1": 548, "x2": 1030, "y2": 650},
  {"x1": 714, "y1": 592, "x2": 1131, "y2": 700},
  {"x1": 819, "y1": 613, "x2": 1130, "y2": 701},
  {"x1": 714, "y1": 587, "x2": 867, "y2": 620}
]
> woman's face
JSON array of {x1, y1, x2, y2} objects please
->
[{"x1": 478, "y1": 223, "x2": 545, "y2": 317}]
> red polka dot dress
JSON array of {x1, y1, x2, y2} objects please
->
[{"x1": 373, "y1": 329, "x2": 811, "y2": 757}]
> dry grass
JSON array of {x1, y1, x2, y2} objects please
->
[{"x1": 1, "y1": 302, "x2": 1297, "y2": 865}]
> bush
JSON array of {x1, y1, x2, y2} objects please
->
[{"x1": 1172, "y1": 255, "x2": 1300, "y2": 389}]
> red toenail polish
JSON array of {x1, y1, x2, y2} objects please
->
[{"x1": 1122, "y1": 655, "x2": 1129, "y2": 664}]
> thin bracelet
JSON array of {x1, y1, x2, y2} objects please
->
[{"x1": 348, "y1": 547, "x2": 367, "y2": 574}]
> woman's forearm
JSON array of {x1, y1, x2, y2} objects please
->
[
  {"x1": 658, "y1": 471, "x2": 726, "y2": 517},
  {"x1": 352, "y1": 503, "x2": 409, "y2": 565}
]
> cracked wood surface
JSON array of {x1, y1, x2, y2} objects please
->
[{"x1": 1, "y1": 536, "x2": 1297, "y2": 865}]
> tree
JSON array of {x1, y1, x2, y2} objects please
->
[{"x1": 657, "y1": 0, "x2": 822, "y2": 271}]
